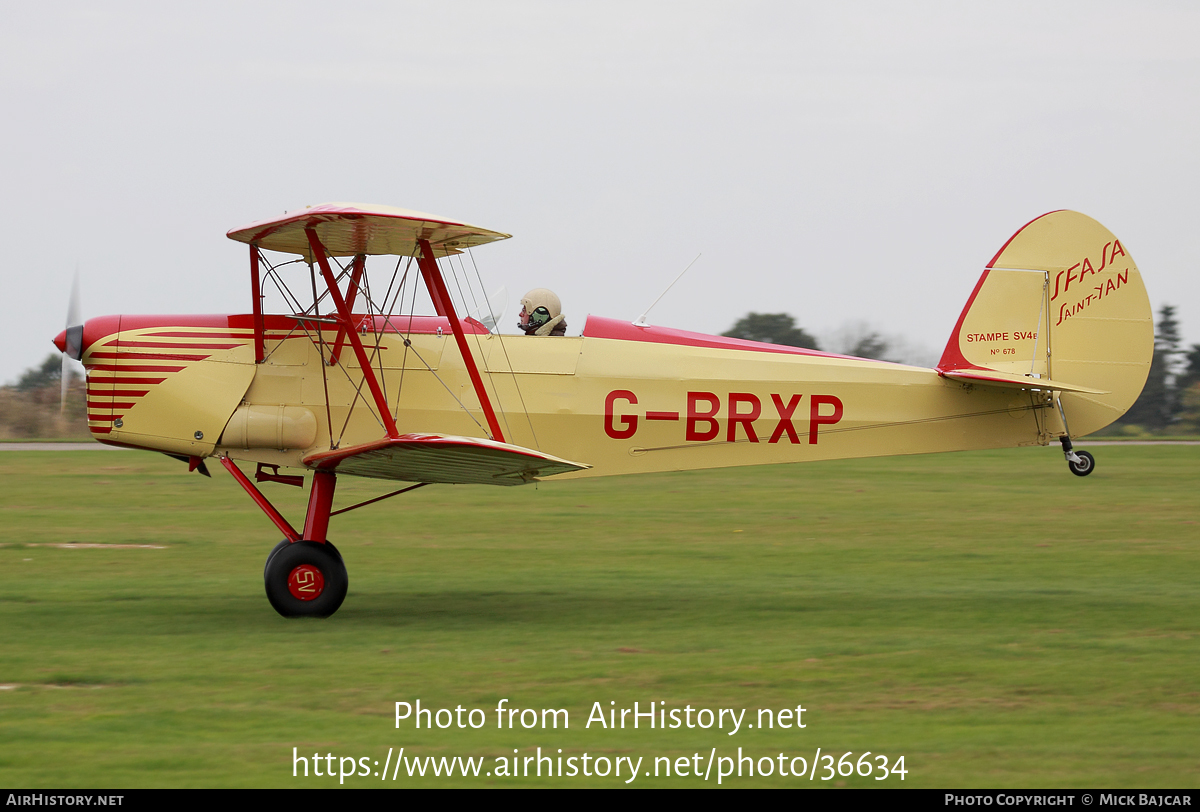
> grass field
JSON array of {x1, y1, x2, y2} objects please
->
[{"x1": 0, "y1": 446, "x2": 1196, "y2": 788}]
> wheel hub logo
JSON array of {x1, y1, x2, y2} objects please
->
[{"x1": 288, "y1": 565, "x2": 325, "y2": 601}]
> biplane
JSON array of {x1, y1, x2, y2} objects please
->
[{"x1": 53, "y1": 204, "x2": 1153, "y2": 618}]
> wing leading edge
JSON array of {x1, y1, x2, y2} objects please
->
[{"x1": 302, "y1": 434, "x2": 590, "y2": 486}]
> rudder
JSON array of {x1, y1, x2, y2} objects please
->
[{"x1": 938, "y1": 211, "x2": 1153, "y2": 438}]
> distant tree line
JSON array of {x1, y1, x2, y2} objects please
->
[
  {"x1": 721, "y1": 313, "x2": 924, "y2": 365},
  {"x1": 0, "y1": 354, "x2": 88, "y2": 439},
  {"x1": 1118, "y1": 305, "x2": 1200, "y2": 434},
  {"x1": 721, "y1": 313, "x2": 821, "y2": 351}
]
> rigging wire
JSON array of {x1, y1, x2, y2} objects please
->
[
  {"x1": 315, "y1": 311, "x2": 336, "y2": 447},
  {"x1": 397, "y1": 262, "x2": 488, "y2": 434},
  {"x1": 360, "y1": 258, "x2": 391, "y2": 423},
  {"x1": 329, "y1": 483, "x2": 429, "y2": 517},
  {"x1": 251, "y1": 249, "x2": 391, "y2": 442},
  {"x1": 308, "y1": 262, "x2": 321, "y2": 318},
  {"x1": 320, "y1": 256, "x2": 403, "y2": 445},
  {"x1": 306, "y1": 253, "x2": 391, "y2": 441},
  {"x1": 365, "y1": 254, "x2": 488, "y2": 436},
  {"x1": 385, "y1": 256, "x2": 414, "y2": 320},
  {"x1": 393, "y1": 261, "x2": 419, "y2": 411},
  {"x1": 374, "y1": 256, "x2": 405, "y2": 331},
  {"x1": 261, "y1": 246, "x2": 500, "y2": 444},
  {"x1": 467, "y1": 248, "x2": 540, "y2": 449},
  {"x1": 332, "y1": 257, "x2": 376, "y2": 447},
  {"x1": 448, "y1": 253, "x2": 515, "y2": 443}
]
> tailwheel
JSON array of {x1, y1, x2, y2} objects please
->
[
  {"x1": 264, "y1": 540, "x2": 348, "y2": 618},
  {"x1": 1059, "y1": 435, "x2": 1095, "y2": 478},
  {"x1": 1067, "y1": 449, "x2": 1095, "y2": 477}
]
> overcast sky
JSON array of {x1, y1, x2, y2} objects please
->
[{"x1": 2, "y1": 1, "x2": 1197, "y2": 383}]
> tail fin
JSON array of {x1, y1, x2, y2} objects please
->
[{"x1": 938, "y1": 211, "x2": 1153, "y2": 437}]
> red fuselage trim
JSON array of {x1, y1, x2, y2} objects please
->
[{"x1": 581, "y1": 316, "x2": 873, "y2": 361}]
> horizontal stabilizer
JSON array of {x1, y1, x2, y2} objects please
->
[
  {"x1": 303, "y1": 433, "x2": 590, "y2": 486},
  {"x1": 940, "y1": 369, "x2": 1109, "y2": 395}
]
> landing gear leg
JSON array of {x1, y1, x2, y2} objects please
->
[
  {"x1": 1060, "y1": 435, "x2": 1095, "y2": 477},
  {"x1": 1055, "y1": 397, "x2": 1094, "y2": 477}
]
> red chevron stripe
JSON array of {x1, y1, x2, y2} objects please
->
[
  {"x1": 88, "y1": 364, "x2": 185, "y2": 373},
  {"x1": 87, "y1": 377, "x2": 167, "y2": 385},
  {"x1": 105, "y1": 340, "x2": 243, "y2": 350},
  {"x1": 144, "y1": 331, "x2": 254, "y2": 338},
  {"x1": 88, "y1": 388, "x2": 148, "y2": 398},
  {"x1": 90, "y1": 352, "x2": 211, "y2": 362}
]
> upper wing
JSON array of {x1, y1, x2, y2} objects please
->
[
  {"x1": 226, "y1": 202, "x2": 511, "y2": 259},
  {"x1": 302, "y1": 433, "x2": 589, "y2": 486}
]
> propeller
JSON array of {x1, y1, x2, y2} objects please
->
[
  {"x1": 470, "y1": 286, "x2": 508, "y2": 333},
  {"x1": 60, "y1": 270, "x2": 83, "y2": 414}
]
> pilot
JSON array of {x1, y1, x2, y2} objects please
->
[{"x1": 517, "y1": 288, "x2": 567, "y2": 336}]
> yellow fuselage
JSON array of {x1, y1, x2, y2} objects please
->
[{"x1": 82, "y1": 313, "x2": 1060, "y2": 481}]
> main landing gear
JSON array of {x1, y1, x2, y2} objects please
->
[{"x1": 220, "y1": 460, "x2": 351, "y2": 618}]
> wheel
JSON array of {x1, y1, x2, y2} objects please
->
[
  {"x1": 264, "y1": 540, "x2": 348, "y2": 618},
  {"x1": 264, "y1": 539, "x2": 290, "y2": 579},
  {"x1": 1068, "y1": 449, "x2": 1095, "y2": 477},
  {"x1": 264, "y1": 538, "x2": 342, "y2": 579}
]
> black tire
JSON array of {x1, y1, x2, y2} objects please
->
[
  {"x1": 1068, "y1": 449, "x2": 1095, "y2": 477},
  {"x1": 264, "y1": 539, "x2": 290, "y2": 579},
  {"x1": 264, "y1": 540, "x2": 348, "y2": 618},
  {"x1": 264, "y1": 538, "x2": 342, "y2": 579}
]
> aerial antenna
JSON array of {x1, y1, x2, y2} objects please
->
[{"x1": 633, "y1": 253, "x2": 702, "y2": 327}]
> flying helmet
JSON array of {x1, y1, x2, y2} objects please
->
[{"x1": 518, "y1": 288, "x2": 562, "y2": 334}]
